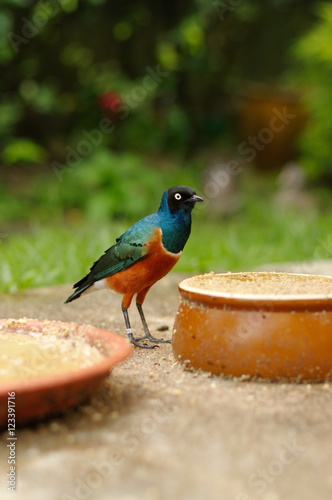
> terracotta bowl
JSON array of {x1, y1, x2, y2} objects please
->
[
  {"x1": 172, "y1": 272, "x2": 332, "y2": 381},
  {"x1": 0, "y1": 319, "x2": 132, "y2": 427}
]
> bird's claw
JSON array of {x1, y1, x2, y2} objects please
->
[
  {"x1": 131, "y1": 338, "x2": 160, "y2": 349},
  {"x1": 136, "y1": 334, "x2": 171, "y2": 344}
]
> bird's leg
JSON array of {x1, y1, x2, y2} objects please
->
[
  {"x1": 136, "y1": 303, "x2": 171, "y2": 344},
  {"x1": 121, "y1": 305, "x2": 158, "y2": 349}
]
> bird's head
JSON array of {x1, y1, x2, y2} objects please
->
[{"x1": 161, "y1": 185, "x2": 204, "y2": 214}]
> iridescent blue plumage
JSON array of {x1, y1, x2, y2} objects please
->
[
  {"x1": 157, "y1": 189, "x2": 193, "y2": 253},
  {"x1": 122, "y1": 191, "x2": 193, "y2": 255}
]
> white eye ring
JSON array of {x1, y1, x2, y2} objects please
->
[{"x1": 175, "y1": 193, "x2": 182, "y2": 200}]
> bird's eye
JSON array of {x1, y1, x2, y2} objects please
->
[{"x1": 175, "y1": 193, "x2": 182, "y2": 200}]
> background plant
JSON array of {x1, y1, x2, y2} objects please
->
[
  {"x1": 1, "y1": 0, "x2": 332, "y2": 294},
  {"x1": 0, "y1": 0, "x2": 318, "y2": 163},
  {"x1": 289, "y1": 2, "x2": 332, "y2": 182}
]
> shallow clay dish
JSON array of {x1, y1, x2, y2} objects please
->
[
  {"x1": 172, "y1": 272, "x2": 332, "y2": 381},
  {"x1": 0, "y1": 319, "x2": 132, "y2": 426}
]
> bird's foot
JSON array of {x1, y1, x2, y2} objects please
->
[
  {"x1": 136, "y1": 331, "x2": 171, "y2": 344},
  {"x1": 131, "y1": 338, "x2": 160, "y2": 349},
  {"x1": 135, "y1": 303, "x2": 171, "y2": 344},
  {"x1": 126, "y1": 328, "x2": 159, "y2": 349}
]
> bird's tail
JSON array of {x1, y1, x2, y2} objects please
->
[{"x1": 64, "y1": 283, "x2": 92, "y2": 304}]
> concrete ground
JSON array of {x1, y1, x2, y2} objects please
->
[{"x1": 1, "y1": 264, "x2": 332, "y2": 500}]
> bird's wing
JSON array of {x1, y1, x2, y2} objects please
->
[{"x1": 73, "y1": 215, "x2": 159, "y2": 289}]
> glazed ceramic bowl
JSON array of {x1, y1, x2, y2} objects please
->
[
  {"x1": 172, "y1": 272, "x2": 332, "y2": 381},
  {"x1": 0, "y1": 319, "x2": 132, "y2": 426}
]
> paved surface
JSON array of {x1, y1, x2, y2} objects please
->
[{"x1": 1, "y1": 266, "x2": 332, "y2": 500}]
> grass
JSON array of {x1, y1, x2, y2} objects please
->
[{"x1": 1, "y1": 198, "x2": 332, "y2": 293}]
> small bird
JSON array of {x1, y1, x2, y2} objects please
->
[{"x1": 65, "y1": 186, "x2": 203, "y2": 348}]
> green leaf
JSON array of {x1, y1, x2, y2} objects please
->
[{"x1": 2, "y1": 139, "x2": 48, "y2": 164}]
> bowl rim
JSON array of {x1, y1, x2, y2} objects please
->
[
  {"x1": 179, "y1": 271, "x2": 332, "y2": 310},
  {"x1": 0, "y1": 318, "x2": 132, "y2": 396}
]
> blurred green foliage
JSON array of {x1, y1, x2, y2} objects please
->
[
  {"x1": 2, "y1": 138, "x2": 47, "y2": 164},
  {"x1": 290, "y1": 3, "x2": 332, "y2": 182},
  {"x1": 0, "y1": 0, "x2": 318, "y2": 164},
  {"x1": 2, "y1": 0, "x2": 332, "y2": 297},
  {"x1": 0, "y1": 149, "x2": 201, "y2": 225}
]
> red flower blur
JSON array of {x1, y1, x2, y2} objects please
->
[{"x1": 98, "y1": 91, "x2": 122, "y2": 113}]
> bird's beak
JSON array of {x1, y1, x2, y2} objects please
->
[{"x1": 189, "y1": 194, "x2": 204, "y2": 203}]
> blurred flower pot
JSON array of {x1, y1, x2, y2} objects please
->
[{"x1": 235, "y1": 83, "x2": 307, "y2": 170}]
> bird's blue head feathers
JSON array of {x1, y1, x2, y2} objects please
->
[{"x1": 157, "y1": 186, "x2": 203, "y2": 253}]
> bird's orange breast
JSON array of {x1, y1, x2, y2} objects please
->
[{"x1": 106, "y1": 227, "x2": 181, "y2": 307}]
